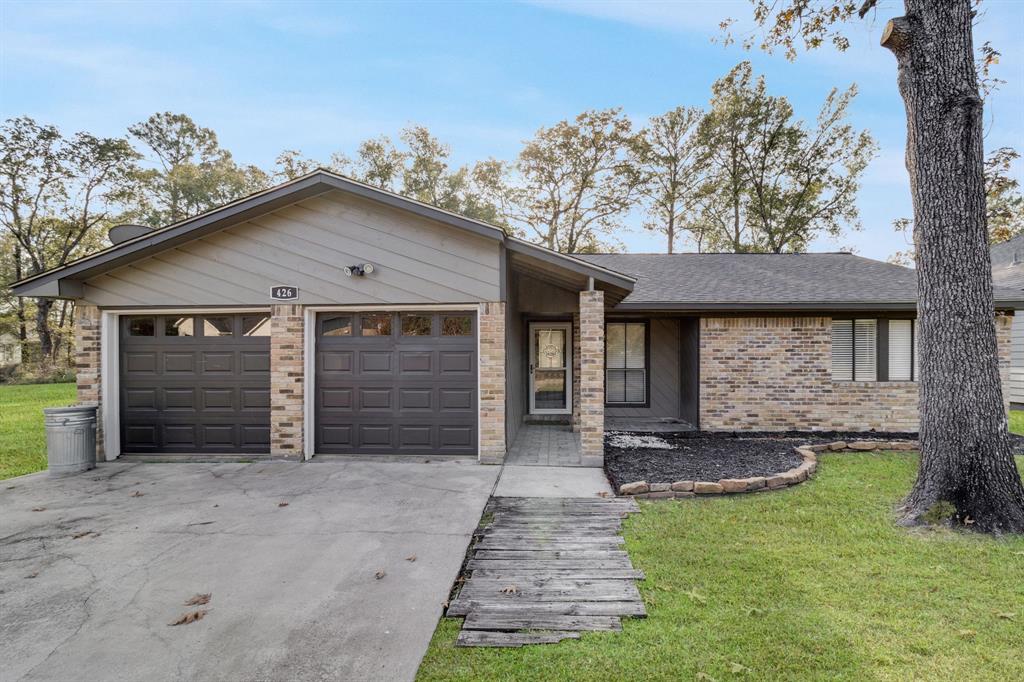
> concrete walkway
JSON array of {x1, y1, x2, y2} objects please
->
[
  {"x1": 505, "y1": 424, "x2": 583, "y2": 466},
  {"x1": 0, "y1": 460, "x2": 497, "y2": 682},
  {"x1": 494, "y1": 465, "x2": 613, "y2": 498}
]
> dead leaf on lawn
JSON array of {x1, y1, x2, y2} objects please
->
[
  {"x1": 130, "y1": 491, "x2": 144, "y2": 498},
  {"x1": 728, "y1": 661, "x2": 752, "y2": 675},
  {"x1": 31, "y1": 507, "x2": 46, "y2": 512},
  {"x1": 500, "y1": 584, "x2": 518, "y2": 594},
  {"x1": 958, "y1": 629, "x2": 977, "y2": 639},
  {"x1": 406, "y1": 555, "x2": 417, "y2": 562},
  {"x1": 996, "y1": 612, "x2": 1016, "y2": 621},
  {"x1": 695, "y1": 673, "x2": 717, "y2": 682},
  {"x1": 169, "y1": 609, "x2": 208, "y2": 626},
  {"x1": 684, "y1": 588, "x2": 707, "y2": 605},
  {"x1": 278, "y1": 502, "x2": 289, "y2": 508},
  {"x1": 375, "y1": 570, "x2": 386, "y2": 580},
  {"x1": 746, "y1": 607, "x2": 766, "y2": 617},
  {"x1": 185, "y1": 593, "x2": 211, "y2": 606}
]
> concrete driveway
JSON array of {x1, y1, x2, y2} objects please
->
[{"x1": 0, "y1": 460, "x2": 498, "y2": 682}]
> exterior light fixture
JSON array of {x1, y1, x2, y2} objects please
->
[{"x1": 344, "y1": 263, "x2": 375, "y2": 277}]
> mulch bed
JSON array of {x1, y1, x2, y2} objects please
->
[{"x1": 604, "y1": 430, "x2": 1024, "y2": 492}]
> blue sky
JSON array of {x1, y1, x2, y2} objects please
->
[{"x1": 2, "y1": 0, "x2": 1022, "y2": 261}]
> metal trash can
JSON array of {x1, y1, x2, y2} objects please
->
[{"x1": 44, "y1": 406, "x2": 97, "y2": 476}]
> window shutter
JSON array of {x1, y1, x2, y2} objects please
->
[
  {"x1": 854, "y1": 319, "x2": 877, "y2": 381},
  {"x1": 832, "y1": 320, "x2": 853, "y2": 381},
  {"x1": 888, "y1": 320, "x2": 913, "y2": 381}
]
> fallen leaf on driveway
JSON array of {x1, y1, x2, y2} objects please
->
[
  {"x1": 278, "y1": 502, "x2": 289, "y2": 507},
  {"x1": 375, "y1": 570, "x2": 386, "y2": 580},
  {"x1": 72, "y1": 531, "x2": 99, "y2": 539},
  {"x1": 131, "y1": 491, "x2": 144, "y2": 497},
  {"x1": 25, "y1": 571, "x2": 39, "y2": 579},
  {"x1": 169, "y1": 609, "x2": 208, "y2": 626},
  {"x1": 406, "y1": 555, "x2": 417, "y2": 562},
  {"x1": 185, "y1": 593, "x2": 211, "y2": 606},
  {"x1": 31, "y1": 507, "x2": 46, "y2": 512}
]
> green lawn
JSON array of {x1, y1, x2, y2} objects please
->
[
  {"x1": 0, "y1": 382, "x2": 76, "y2": 480},
  {"x1": 418, "y1": 452, "x2": 1024, "y2": 682}
]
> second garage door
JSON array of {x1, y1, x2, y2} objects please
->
[{"x1": 315, "y1": 310, "x2": 477, "y2": 455}]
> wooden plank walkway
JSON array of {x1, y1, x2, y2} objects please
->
[{"x1": 449, "y1": 496, "x2": 646, "y2": 647}]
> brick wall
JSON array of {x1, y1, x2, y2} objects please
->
[
  {"x1": 74, "y1": 303, "x2": 103, "y2": 461},
  {"x1": 578, "y1": 291, "x2": 605, "y2": 463},
  {"x1": 700, "y1": 315, "x2": 1014, "y2": 432},
  {"x1": 572, "y1": 311, "x2": 581, "y2": 432},
  {"x1": 270, "y1": 304, "x2": 304, "y2": 457},
  {"x1": 479, "y1": 302, "x2": 507, "y2": 464}
]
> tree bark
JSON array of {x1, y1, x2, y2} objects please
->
[{"x1": 884, "y1": 0, "x2": 1024, "y2": 532}]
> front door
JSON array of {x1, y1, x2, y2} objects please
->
[{"x1": 529, "y1": 322, "x2": 572, "y2": 415}]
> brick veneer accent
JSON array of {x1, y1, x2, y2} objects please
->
[
  {"x1": 479, "y1": 302, "x2": 507, "y2": 463},
  {"x1": 572, "y1": 312, "x2": 581, "y2": 432},
  {"x1": 74, "y1": 303, "x2": 103, "y2": 461},
  {"x1": 270, "y1": 304, "x2": 304, "y2": 457},
  {"x1": 700, "y1": 315, "x2": 1014, "y2": 432},
  {"x1": 579, "y1": 291, "x2": 605, "y2": 463}
]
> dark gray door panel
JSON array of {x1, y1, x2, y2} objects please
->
[
  {"x1": 315, "y1": 311, "x2": 477, "y2": 455},
  {"x1": 120, "y1": 313, "x2": 271, "y2": 454}
]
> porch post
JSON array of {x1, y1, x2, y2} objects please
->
[
  {"x1": 479, "y1": 301, "x2": 507, "y2": 464},
  {"x1": 578, "y1": 290, "x2": 604, "y2": 466},
  {"x1": 74, "y1": 303, "x2": 104, "y2": 462}
]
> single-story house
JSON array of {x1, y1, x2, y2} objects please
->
[
  {"x1": 11, "y1": 170, "x2": 1022, "y2": 466},
  {"x1": 991, "y1": 233, "x2": 1024, "y2": 406}
]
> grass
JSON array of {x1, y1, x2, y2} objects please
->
[
  {"x1": 0, "y1": 382, "x2": 76, "y2": 480},
  {"x1": 418, "y1": 452, "x2": 1024, "y2": 682}
]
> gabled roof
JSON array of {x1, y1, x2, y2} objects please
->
[
  {"x1": 10, "y1": 170, "x2": 635, "y2": 297},
  {"x1": 577, "y1": 252, "x2": 1024, "y2": 311},
  {"x1": 991, "y1": 234, "x2": 1024, "y2": 290}
]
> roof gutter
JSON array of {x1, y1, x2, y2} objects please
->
[{"x1": 612, "y1": 300, "x2": 1024, "y2": 312}]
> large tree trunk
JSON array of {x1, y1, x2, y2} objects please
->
[
  {"x1": 35, "y1": 297, "x2": 54, "y2": 369},
  {"x1": 884, "y1": 0, "x2": 1024, "y2": 533}
]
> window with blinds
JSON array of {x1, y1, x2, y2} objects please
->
[
  {"x1": 831, "y1": 319, "x2": 877, "y2": 381},
  {"x1": 606, "y1": 322, "x2": 646, "y2": 404},
  {"x1": 888, "y1": 319, "x2": 914, "y2": 380}
]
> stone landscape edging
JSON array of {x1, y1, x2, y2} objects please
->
[{"x1": 617, "y1": 439, "x2": 919, "y2": 499}]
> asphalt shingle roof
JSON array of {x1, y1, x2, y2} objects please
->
[
  {"x1": 991, "y1": 235, "x2": 1024, "y2": 290},
  {"x1": 575, "y1": 252, "x2": 1024, "y2": 308}
]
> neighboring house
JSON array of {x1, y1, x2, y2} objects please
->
[
  {"x1": 11, "y1": 171, "x2": 1021, "y2": 465},
  {"x1": 991, "y1": 234, "x2": 1024, "y2": 406},
  {"x1": 0, "y1": 333, "x2": 22, "y2": 367}
]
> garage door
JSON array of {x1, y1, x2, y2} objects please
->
[
  {"x1": 315, "y1": 310, "x2": 477, "y2": 455},
  {"x1": 120, "y1": 313, "x2": 271, "y2": 454}
]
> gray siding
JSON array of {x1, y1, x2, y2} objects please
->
[
  {"x1": 506, "y1": 266, "x2": 524, "y2": 445},
  {"x1": 1012, "y1": 314, "x2": 1024, "y2": 404},
  {"x1": 679, "y1": 318, "x2": 700, "y2": 426},
  {"x1": 82, "y1": 191, "x2": 501, "y2": 306},
  {"x1": 606, "y1": 318, "x2": 682, "y2": 420}
]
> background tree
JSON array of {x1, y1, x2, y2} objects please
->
[
  {"x1": 695, "y1": 62, "x2": 875, "y2": 253},
  {"x1": 633, "y1": 106, "x2": 705, "y2": 253},
  {"x1": 499, "y1": 108, "x2": 641, "y2": 253},
  {"x1": 352, "y1": 136, "x2": 405, "y2": 191},
  {"x1": 129, "y1": 112, "x2": 268, "y2": 226},
  {"x1": 0, "y1": 118, "x2": 138, "y2": 366},
  {"x1": 732, "y1": 0, "x2": 1024, "y2": 532},
  {"x1": 985, "y1": 147, "x2": 1024, "y2": 244}
]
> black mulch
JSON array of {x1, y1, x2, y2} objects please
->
[{"x1": 604, "y1": 430, "x2": 1024, "y2": 491}]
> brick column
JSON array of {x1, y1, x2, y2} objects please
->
[
  {"x1": 479, "y1": 301, "x2": 506, "y2": 464},
  {"x1": 74, "y1": 303, "x2": 103, "y2": 461},
  {"x1": 579, "y1": 290, "x2": 604, "y2": 466},
  {"x1": 572, "y1": 312, "x2": 581, "y2": 432},
  {"x1": 270, "y1": 304, "x2": 304, "y2": 458}
]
